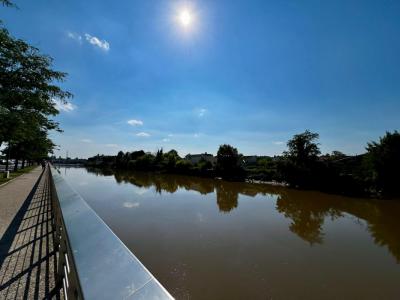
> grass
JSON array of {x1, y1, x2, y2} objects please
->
[{"x1": 0, "y1": 165, "x2": 38, "y2": 185}]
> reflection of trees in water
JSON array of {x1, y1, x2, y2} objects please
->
[
  {"x1": 85, "y1": 167, "x2": 400, "y2": 262},
  {"x1": 276, "y1": 189, "x2": 400, "y2": 262},
  {"x1": 215, "y1": 182, "x2": 239, "y2": 213},
  {"x1": 276, "y1": 191, "x2": 342, "y2": 245}
]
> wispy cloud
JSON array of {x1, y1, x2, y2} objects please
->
[
  {"x1": 273, "y1": 141, "x2": 285, "y2": 145},
  {"x1": 105, "y1": 144, "x2": 118, "y2": 147},
  {"x1": 193, "y1": 133, "x2": 199, "y2": 138},
  {"x1": 84, "y1": 34, "x2": 110, "y2": 51},
  {"x1": 80, "y1": 139, "x2": 92, "y2": 143},
  {"x1": 136, "y1": 132, "x2": 150, "y2": 137},
  {"x1": 127, "y1": 119, "x2": 143, "y2": 126},
  {"x1": 162, "y1": 138, "x2": 170, "y2": 142},
  {"x1": 67, "y1": 31, "x2": 110, "y2": 51},
  {"x1": 197, "y1": 108, "x2": 207, "y2": 117},
  {"x1": 67, "y1": 31, "x2": 82, "y2": 43},
  {"x1": 53, "y1": 99, "x2": 77, "y2": 112}
]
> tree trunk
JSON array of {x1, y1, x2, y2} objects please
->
[
  {"x1": 14, "y1": 158, "x2": 19, "y2": 172},
  {"x1": 5, "y1": 143, "x2": 10, "y2": 172},
  {"x1": 22, "y1": 159, "x2": 25, "y2": 168}
]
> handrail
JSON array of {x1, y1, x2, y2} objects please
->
[{"x1": 49, "y1": 165, "x2": 174, "y2": 299}]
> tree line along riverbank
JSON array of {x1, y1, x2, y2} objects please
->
[{"x1": 84, "y1": 130, "x2": 400, "y2": 199}]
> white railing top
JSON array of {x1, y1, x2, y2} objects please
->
[{"x1": 50, "y1": 166, "x2": 174, "y2": 299}]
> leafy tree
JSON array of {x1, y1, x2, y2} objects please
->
[
  {"x1": 284, "y1": 130, "x2": 320, "y2": 163},
  {"x1": 135, "y1": 153, "x2": 154, "y2": 170},
  {"x1": 116, "y1": 151, "x2": 124, "y2": 167},
  {"x1": 175, "y1": 159, "x2": 192, "y2": 173},
  {"x1": 216, "y1": 144, "x2": 244, "y2": 179},
  {"x1": 154, "y1": 148, "x2": 163, "y2": 163},
  {"x1": 165, "y1": 149, "x2": 180, "y2": 169},
  {"x1": 0, "y1": 26, "x2": 71, "y2": 144},
  {"x1": 0, "y1": 25, "x2": 71, "y2": 169},
  {"x1": 130, "y1": 150, "x2": 145, "y2": 160},
  {"x1": 1, "y1": 0, "x2": 15, "y2": 8},
  {"x1": 279, "y1": 130, "x2": 321, "y2": 188},
  {"x1": 365, "y1": 131, "x2": 400, "y2": 196},
  {"x1": 197, "y1": 158, "x2": 212, "y2": 172}
]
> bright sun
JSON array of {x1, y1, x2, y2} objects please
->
[{"x1": 178, "y1": 9, "x2": 192, "y2": 28}]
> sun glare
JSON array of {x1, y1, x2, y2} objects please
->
[{"x1": 178, "y1": 9, "x2": 193, "y2": 28}]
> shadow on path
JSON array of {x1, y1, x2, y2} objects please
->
[{"x1": 0, "y1": 168, "x2": 62, "y2": 299}]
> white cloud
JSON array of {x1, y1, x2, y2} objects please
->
[
  {"x1": 84, "y1": 33, "x2": 110, "y2": 51},
  {"x1": 67, "y1": 31, "x2": 82, "y2": 42},
  {"x1": 80, "y1": 139, "x2": 92, "y2": 143},
  {"x1": 197, "y1": 108, "x2": 207, "y2": 117},
  {"x1": 136, "y1": 132, "x2": 150, "y2": 137},
  {"x1": 123, "y1": 202, "x2": 140, "y2": 209},
  {"x1": 127, "y1": 119, "x2": 143, "y2": 126},
  {"x1": 273, "y1": 141, "x2": 285, "y2": 145},
  {"x1": 193, "y1": 133, "x2": 199, "y2": 138},
  {"x1": 162, "y1": 138, "x2": 170, "y2": 142},
  {"x1": 67, "y1": 31, "x2": 110, "y2": 51},
  {"x1": 168, "y1": 134, "x2": 174, "y2": 137},
  {"x1": 53, "y1": 99, "x2": 77, "y2": 112},
  {"x1": 105, "y1": 144, "x2": 118, "y2": 147}
]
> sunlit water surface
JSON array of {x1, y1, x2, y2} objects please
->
[{"x1": 59, "y1": 167, "x2": 400, "y2": 299}]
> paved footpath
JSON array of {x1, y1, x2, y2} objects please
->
[{"x1": 0, "y1": 167, "x2": 62, "y2": 299}]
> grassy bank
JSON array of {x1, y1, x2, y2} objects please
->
[{"x1": 0, "y1": 165, "x2": 38, "y2": 185}]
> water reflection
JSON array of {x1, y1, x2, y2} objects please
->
[
  {"x1": 110, "y1": 169, "x2": 281, "y2": 213},
  {"x1": 85, "y1": 167, "x2": 400, "y2": 263}
]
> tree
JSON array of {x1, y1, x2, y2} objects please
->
[
  {"x1": 154, "y1": 148, "x2": 163, "y2": 163},
  {"x1": 285, "y1": 130, "x2": 320, "y2": 163},
  {"x1": 164, "y1": 149, "x2": 180, "y2": 169},
  {"x1": 0, "y1": 25, "x2": 72, "y2": 169},
  {"x1": 116, "y1": 151, "x2": 124, "y2": 167},
  {"x1": 1, "y1": 0, "x2": 15, "y2": 7},
  {"x1": 216, "y1": 144, "x2": 244, "y2": 179},
  {"x1": 175, "y1": 159, "x2": 192, "y2": 173},
  {"x1": 135, "y1": 153, "x2": 154, "y2": 170},
  {"x1": 279, "y1": 130, "x2": 321, "y2": 188},
  {"x1": 365, "y1": 131, "x2": 400, "y2": 196}
]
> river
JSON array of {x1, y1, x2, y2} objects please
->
[{"x1": 58, "y1": 166, "x2": 400, "y2": 299}]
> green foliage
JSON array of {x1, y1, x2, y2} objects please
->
[
  {"x1": 0, "y1": 26, "x2": 71, "y2": 144},
  {"x1": 0, "y1": 24, "x2": 71, "y2": 168},
  {"x1": 165, "y1": 149, "x2": 180, "y2": 169},
  {"x1": 134, "y1": 153, "x2": 155, "y2": 169},
  {"x1": 1, "y1": 0, "x2": 15, "y2": 8},
  {"x1": 197, "y1": 159, "x2": 212, "y2": 172},
  {"x1": 278, "y1": 130, "x2": 321, "y2": 187},
  {"x1": 365, "y1": 131, "x2": 400, "y2": 196},
  {"x1": 216, "y1": 144, "x2": 244, "y2": 179},
  {"x1": 175, "y1": 159, "x2": 193, "y2": 172},
  {"x1": 88, "y1": 131, "x2": 400, "y2": 198},
  {"x1": 154, "y1": 148, "x2": 163, "y2": 163},
  {"x1": 284, "y1": 130, "x2": 320, "y2": 163}
]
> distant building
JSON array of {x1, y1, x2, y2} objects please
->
[
  {"x1": 242, "y1": 155, "x2": 258, "y2": 165},
  {"x1": 185, "y1": 153, "x2": 217, "y2": 165}
]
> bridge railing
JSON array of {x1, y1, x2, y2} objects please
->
[{"x1": 49, "y1": 165, "x2": 174, "y2": 299}]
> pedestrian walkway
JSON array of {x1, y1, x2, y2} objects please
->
[{"x1": 0, "y1": 167, "x2": 61, "y2": 299}]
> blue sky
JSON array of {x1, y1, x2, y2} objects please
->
[{"x1": 2, "y1": 0, "x2": 400, "y2": 158}]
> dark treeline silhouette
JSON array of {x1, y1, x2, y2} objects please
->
[
  {"x1": 85, "y1": 167, "x2": 400, "y2": 262},
  {"x1": 86, "y1": 130, "x2": 400, "y2": 198}
]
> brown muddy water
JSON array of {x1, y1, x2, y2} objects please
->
[{"x1": 59, "y1": 167, "x2": 400, "y2": 299}]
